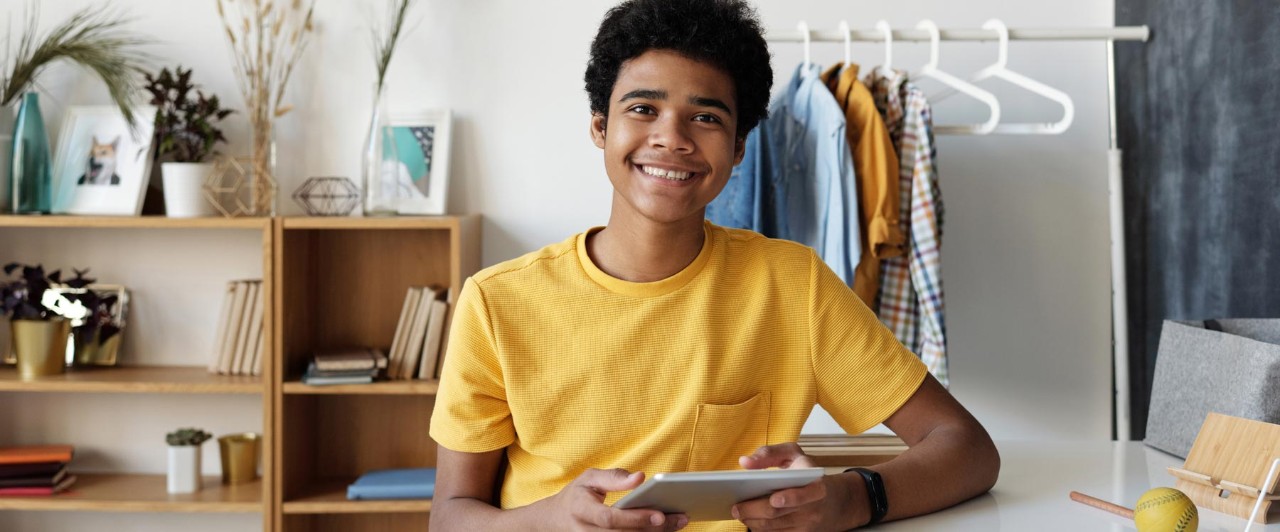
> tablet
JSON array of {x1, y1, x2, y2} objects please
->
[{"x1": 612, "y1": 468, "x2": 825, "y2": 522}]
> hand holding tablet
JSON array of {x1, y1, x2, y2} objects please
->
[{"x1": 613, "y1": 467, "x2": 825, "y2": 522}]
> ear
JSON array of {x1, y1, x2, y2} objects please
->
[
  {"x1": 92, "y1": 135, "x2": 100, "y2": 145},
  {"x1": 589, "y1": 112, "x2": 607, "y2": 149},
  {"x1": 110, "y1": 136, "x2": 120, "y2": 149},
  {"x1": 733, "y1": 135, "x2": 747, "y2": 166}
]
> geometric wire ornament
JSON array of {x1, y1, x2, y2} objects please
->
[
  {"x1": 203, "y1": 155, "x2": 278, "y2": 218},
  {"x1": 292, "y1": 177, "x2": 361, "y2": 216}
]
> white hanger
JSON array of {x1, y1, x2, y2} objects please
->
[
  {"x1": 914, "y1": 19, "x2": 1000, "y2": 135},
  {"x1": 797, "y1": 21, "x2": 812, "y2": 76},
  {"x1": 838, "y1": 20, "x2": 852, "y2": 68},
  {"x1": 875, "y1": 20, "x2": 893, "y2": 73},
  {"x1": 972, "y1": 19, "x2": 1075, "y2": 134}
]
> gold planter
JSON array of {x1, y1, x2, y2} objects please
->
[
  {"x1": 217, "y1": 432, "x2": 262, "y2": 484},
  {"x1": 12, "y1": 318, "x2": 70, "y2": 379}
]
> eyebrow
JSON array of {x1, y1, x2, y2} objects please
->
[{"x1": 617, "y1": 89, "x2": 734, "y2": 116}]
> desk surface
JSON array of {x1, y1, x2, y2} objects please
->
[{"x1": 866, "y1": 440, "x2": 1279, "y2": 531}]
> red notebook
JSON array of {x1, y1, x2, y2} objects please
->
[
  {"x1": 0, "y1": 445, "x2": 74, "y2": 465},
  {"x1": 0, "y1": 474, "x2": 76, "y2": 495}
]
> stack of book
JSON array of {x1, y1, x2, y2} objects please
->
[
  {"x1": 386, "y1": 286, "x2": 455, "y2": 381},
  {"x1": 0, "y1": 444, "x2": 77, "y2": 496},
  {"x1": 302, "y1": 348, "x2": 388, "y2": 386},
  {"x1": 208, "y1": 279, "x2": 266, "y2": 376},
  {"x1": 347, "y1": 467, "x2": 436, "y2": 500},
  {"x1": 796, "y1": 434, "x2": 907, "y2": 467}
]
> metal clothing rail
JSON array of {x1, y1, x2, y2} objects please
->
[
  {"x1": 765, "y1": 26, "x2": 1150, "y2": 43},
  {"x1": 765, "y1": 23, "x2": 1147, "y2": 442}
]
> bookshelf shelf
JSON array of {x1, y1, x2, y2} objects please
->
[
  {"x1": 0, "y1": 215, "x2": 271, "y2": 230},
  {"x1": 0, "y1": 365, "x2": 263, "y2": 394},
  {"x1": 281, "y1": 479, "x2": 432, "y2": 514},
  {"x1": 281, "y1": 379, "x2": 439, "y2": 395},
  {"x1": 0, "y1": 473, "x2": 262, "y2": 513}
]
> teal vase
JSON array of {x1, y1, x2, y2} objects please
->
[{"x1": 11, "y1": 92, "x2": 51, "y2": 214}]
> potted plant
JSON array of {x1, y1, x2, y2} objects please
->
[
  {"x1": 166, "y1": 427, "x2": 212, "y2": 494},
  {"x1": 143, "y1": 66, "x2": 234, "y2": 218},
  {"x1": 1, "y1": 6, "x2": 150, "y2": 213},
  {"x1": 1, "y1": 264, "x2": 74, "y2": 379}
]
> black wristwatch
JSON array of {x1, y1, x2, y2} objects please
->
[{"x1": 845, "y1": 467, "x2": 888, "y2": 526}]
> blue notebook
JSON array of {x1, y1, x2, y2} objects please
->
[{"x1": 347, "y1": 468, "x2": 436, "y2": 500}]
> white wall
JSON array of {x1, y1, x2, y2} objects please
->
[{"x1": 3, "y1": 0, "x2": 1116, "y2": 528}]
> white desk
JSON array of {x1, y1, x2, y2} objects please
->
[{"x1": 869, "y1": 441, "x2": 1279, "y2": 531}]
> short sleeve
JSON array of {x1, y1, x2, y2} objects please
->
[
  {"x1": 429, "y1": 277, "x2": 516, "y2": 453},
  {"x1": 808, "y1": 251, "x2": 926, "y2": 434}
]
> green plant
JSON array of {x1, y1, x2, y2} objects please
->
[
  {"x1": 166, "y1": 428, "x2": 212, "y2": 446},
  {"x1": 0, "y1": 263, "x2": 112, "y2": 322},
  {"x1": 1, "y1": 4, "x2": 152, "y2": 126},
  {"x1": 144, "y1": 66, "x2": 234, "y2": 163},
  {"x1": 372, "y1": 0, "x2": 417, "y2": 92}
]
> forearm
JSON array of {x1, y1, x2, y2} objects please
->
[
  {"x1": 429, "y1": 496, "x2": 546, "y2": 532},
  {"x1": 862, "y1": 422, "x2": 1000, "y2": 524}
]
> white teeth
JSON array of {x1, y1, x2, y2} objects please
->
[{"x1": 641, "y1": 165, "x2": 693, "y2": 180}]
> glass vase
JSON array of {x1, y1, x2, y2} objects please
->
[
  {"x1": 248, "y1": 113, "x2": 278, "y2": 217},
  {"x1": 362, "y1": 83, "x2": 402, "y2": 216},
  {"x1": 11, "y1": 92, "x2": 52, "y2": 215}
]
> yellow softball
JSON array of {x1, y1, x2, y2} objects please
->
[{"x1": 1133, "y1": 488, "x2": 1198, "y2": 532}]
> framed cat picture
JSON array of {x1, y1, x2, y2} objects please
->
[{"x1": 51, "y1": 105, "x2": 158, "y2": 216}]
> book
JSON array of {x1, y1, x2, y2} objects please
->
[
  {"x1": 240, "y1": 280, "x2": 265, "y2": 375},
  {"x1": 218, "y1": 281, "x2": 249, "y2": 374},
  {"x1": 304, "y1": 361, "x2": 379, "y2": 379},
  {"x1": 302, "y1": 374, "x2": 375, "y2": 386},
  {"x1": 0, "y1": 461, "x2": 64, "y2": 479},
  {"x1": 417, "y1": 299, "x2": 449, "y2": 380},
  {"x1": 346, "y1": 468, "x2": 436, "y2": 500},
  {"x1": 251, "y1": 321, "x2": 265, "y2": 377},
  {"x1": 401, "y1": 287, "x2": 441, "y2": 379},
  {"x1": 231, "y1": 281, "x2": 260, "y2": 375},
  {"x1": 313, "y1": 348, "x2": 387, "y2": 372},
  {"x1": 0, "y1": 445, "x2": 74, "y2": 465},
  {"x1": 0, "y1": 466, "x2": 69, "y2": 488},
  {"x1": 0, "y1": 474, "x2": 76, "y2": 495},
  {"x1": 208, "y1": 281, "x2": 237, "y2": 374},
  {"x1": 387, "y1": 287, "x2": 422, "y2": 379},
  {"x1": 433, "y1": 288, "x2": 459, "y2": 380}
]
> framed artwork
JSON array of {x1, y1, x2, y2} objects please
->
[
  {"x1": 51, "y1": 105, "x2": 158, "y2": 216},
  {"x1": 386, "y1": 110, "x2": 452, "y2": 215}
]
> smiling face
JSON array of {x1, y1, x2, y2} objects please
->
[{"x1": 591, "y1": 49, "x2": 745, "y2": 227}]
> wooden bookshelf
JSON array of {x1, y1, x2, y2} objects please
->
[
  {"x1": 281, "y1": 379, "x2": 439, "y2": 395},
  {"x1": 0, "y1": 473, "x2": 262, "y2": 513},
  {"x1": 0, "y1": 365, "x2": 262, "y2": 394},
  {"x1": 273, "y1": 215, "x2": 480, "y2": 531},
  {"x1": 282, "y1": 478, "x2": 432, "y2": 514},
  {"x1": 0, "y1": 215, "x2": 271, "y2": 230}
]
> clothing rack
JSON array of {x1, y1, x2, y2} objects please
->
[{"x1": 766, "y1": 24, "x2": 1149, "y2": 441}]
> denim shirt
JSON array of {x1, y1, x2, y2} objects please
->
[{"x1": 708, "y1": 63, "x2": 860, "y2": 286}]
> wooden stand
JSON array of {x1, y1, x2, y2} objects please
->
[{"x1": 1167, "y1": 412, "x2": 1280, "y2": 524}]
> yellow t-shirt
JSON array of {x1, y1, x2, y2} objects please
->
[{"x1": 430, "y1": 221, "x2": 926, "y2": 531}]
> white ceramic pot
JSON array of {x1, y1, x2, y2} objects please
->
[
  {"x1": 161, "y1": 162, "x2": 217, "y2": 217},
  {"x1": 167, "y1": 445, "x2": 202, "y2": 494}
]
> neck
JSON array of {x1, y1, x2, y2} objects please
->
[{"x1": 588, "y1": 196, "x2": 706, "y2": 283}]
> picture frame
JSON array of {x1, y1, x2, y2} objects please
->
[
  {"x1": 51, "y1": 105, "x2": 158, "y2": 216},
  {"x1": 386, "y1": 109, "x2": 452, "y2": 215}
]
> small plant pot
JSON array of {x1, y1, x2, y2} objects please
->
[
  {"x1": 167, "y1": 445, "x2": 202, "y2": 494},
  {"x1": 161, "y1": 162, "x2": 217, "y2": 218},
  {"x1": 12, "y1": 318, "x2": 70, "y2": 380}
]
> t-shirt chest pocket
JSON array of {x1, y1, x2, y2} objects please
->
[{"x1": 688, "y1": 392, "x2": 771, "y2": 471}]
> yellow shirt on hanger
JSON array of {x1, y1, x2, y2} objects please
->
[
  {"x1": 821, "y1": 63, "x2": 906, "y2": 305},
  {"x1": 430, "y1": 221, "x2": 927, "y2": 531}
]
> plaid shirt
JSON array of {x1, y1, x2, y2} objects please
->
[{"x1": 864, "y1": 69, "x2": 948, "y2": 386}]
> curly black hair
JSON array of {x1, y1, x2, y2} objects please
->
[{"x1": 585, "y1": 0, "x2": 773, "y2": 139}]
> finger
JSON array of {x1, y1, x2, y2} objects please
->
[
  {"x1": 583, "y1": 504, "x2": 669, "y2": 530},
  {"x1": 663, "y1": 513, "x2": 689, "y2": 531},
  {"x1": 767, "y1": 479, "x2": 827, "y2": 509},
  {"x1": 739, "y1": 508, "x2": 822, "y2": 531},
  {"x1": 577, "y1": 468, "x2": 646, "y2": 494},
  {"x1": 732, "y1": 495, "x2": 799, "y2": 521},
  {"x1": 739, "y1": 442, "x2": 806, "y2": 470}
]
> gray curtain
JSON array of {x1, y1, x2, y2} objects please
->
[{"x1": 1115, "y1": 0, "x2": 1280, "y2": 439}]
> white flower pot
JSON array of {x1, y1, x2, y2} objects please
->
[
  {"x1": 161, "y1": 162, "x2": 217, "y2": 217},
  {"x1": 167, "y1": 445, "x2": 202, "y2": 494}
]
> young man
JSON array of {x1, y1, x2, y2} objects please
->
[{"x1": 429, "y1": 1, "x2": 999, "y2": 530}]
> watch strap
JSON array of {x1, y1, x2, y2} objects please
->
[{"x1": 845, "y1": 467, "x2": 888, "y2": 525}]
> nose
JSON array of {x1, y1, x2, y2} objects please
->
[{"x1": 648, "y1": 115, "x2": 694, "y2": 154}]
